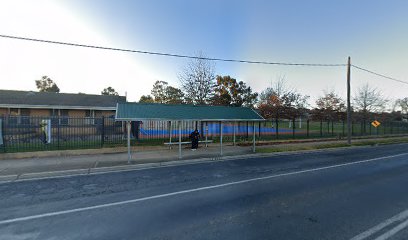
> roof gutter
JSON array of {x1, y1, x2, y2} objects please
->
[{"x1": 0, "y1": 104, "x2": 116, "y2": 111}]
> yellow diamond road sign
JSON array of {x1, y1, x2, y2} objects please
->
[{"x1": 371, "y1": 120, "x2": 381, "y2": 128}]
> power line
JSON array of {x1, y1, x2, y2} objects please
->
[
  {"x1": 352, "y1": 64, "x2": 408, "y2": 85},
  {"x1": 0, "y1": 34, "x2": 346, "y2": 67}
]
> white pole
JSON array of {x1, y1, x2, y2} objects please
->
[
  {"x1": 46, "y1": 119, "x2": 52, "y2": 144},
  {"x1": 233, "y1": 121, "x2": 236, "y2": 146},
  {"x1": 169, "y1": 121, "x2": 172, "y2": 149},
  {"x1": 178, "y1": 120, "x2": 182, "y2": 159},
  {"x1": 205, "y1": 122, "x2": 208, "y2": 148},
  {"x1": 220, "y1": 121, "x2": 223, "y2": 156},
  {"x1": 253, "y1": 122, "x2": 256, "y2": 153},
  {"x1": 299, "y1": 116, "x2": 302, "y2": 129},
  {"x1": 127, "y1": 121, "x2": 131, "y2": 163}
]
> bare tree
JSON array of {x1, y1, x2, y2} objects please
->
[
  {"x1": 178, "y1": 52, "x2": 215, "y2": 105},
  {"x1": 395, "y1": 97, "x2": 408, "y2": 120},
  {"x1": 353, "y1": 83, "x2": 388, "y2": 114},
  {"x1": 353, "y1": 83, "x2": 388, "y2": 133}
]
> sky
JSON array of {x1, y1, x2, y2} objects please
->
[{"x1": 0, "y1": 0, "x2": 407, "y2": 108}]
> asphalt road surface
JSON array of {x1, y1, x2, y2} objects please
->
[{"x1": 1, "y1": 144, "x2": 408, "y2": 240}]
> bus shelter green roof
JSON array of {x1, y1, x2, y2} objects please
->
[{"x1": 115, "y1": 103, "x2": 264, "y2": 121}]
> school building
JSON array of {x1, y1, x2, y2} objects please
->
[{"x1": 0, "y1": 89, "x2": 126, "y2": 122}]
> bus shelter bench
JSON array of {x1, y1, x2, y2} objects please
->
[{"x1": 164, "y1": 140, "x2": 213, "y2": 149}]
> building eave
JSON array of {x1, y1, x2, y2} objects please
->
[{"x1": 0, "y1": 104, "x2": 116, "y2": 111}]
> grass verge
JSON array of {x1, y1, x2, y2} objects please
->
[{"x1": 256, "y1": 136, "x2": 408, "y2": 153}]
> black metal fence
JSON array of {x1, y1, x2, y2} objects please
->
[
  {"x1": 0, "y1": 116, "x2": 123, "y2": 153},
  {"x1": 1, "y1": 116, "x2": 407, "y2": 153}
]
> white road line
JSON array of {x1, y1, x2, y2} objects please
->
[
  {"x1": 1, "y1": 152, "x2": 408, "y2": 226},
  {"x1": 350, "y1": 209, "x2": 408, "y2": 240},
  {"x1": 375, "y1": 218, "x2": 408, "y2": 240}
]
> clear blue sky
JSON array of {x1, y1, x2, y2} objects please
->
[{"x1": 1, "y1": 0, "x2": 407, "y2": 107}]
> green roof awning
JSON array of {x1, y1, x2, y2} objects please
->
[{"x1": 115, "y1": 103, "x2": 264, "y2": 121}]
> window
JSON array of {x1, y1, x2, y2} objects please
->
[
  {"x1": 85, "y1": 110, "x2": 93, "y2": 118},
  {"x1": 8, "y1": 108, "x2": 31, "y2": 125},
  {"x1": 20, "y1": 109, "x2": 30, "y2": 125},
  {"x1": 60, "y1": 110, "x2": 69, "y2": 125},
  {"x1": 9, "y1": 108, "x2": 19, "y2": 115},
  {"x1": 50, "y1": 109, "x2": 69, "y2": 125},
  {"x1": 50, "y1": 109, "x2": 58, "y2": 125},
  {"x1": 8, "y1": 108, "x2": 19, "y2": 125},
  {"x1": 85, "y1": 110, "x2": 95, "y2": 125}
]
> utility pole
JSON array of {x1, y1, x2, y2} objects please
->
[{"x1": 347, "y1": 57, "x2": 352, "y2": 145}]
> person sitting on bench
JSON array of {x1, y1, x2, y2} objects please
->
[{"x1": 189, "y1": 129, "x2": 200, "y2": 150}]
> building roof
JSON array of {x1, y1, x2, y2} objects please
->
[
  {"x1": 0, "y1": 90, "x2": 126, "y2": 110},
  {"x1": 115, "y1": 102, "x2": 264, "y2": 121}
]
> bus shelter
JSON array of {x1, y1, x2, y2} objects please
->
[{"x1": 115, "y1": 103, "x2": 264, "y2": 162}]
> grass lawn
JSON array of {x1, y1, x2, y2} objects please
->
[{"x1": 256, "y1": 136, "x2": 408, "y2": 153}]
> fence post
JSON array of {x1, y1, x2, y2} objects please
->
[
  {"x1": 101, "y1": 116, "x2": 105, "y2": 148},
  {"x1": 383, "y1": 122, "x2": 386, "y2": 135},
  {"x1": 1, "y1": 116, "x2": 5, "y2": 153},
  {"x1": 391, "y1": 122, "x2": 394, "y2": 135},
  {"x1": 398, "y1": 121, "x2": 401, "y2": 134},
  {"x1": 233, "y1": 121, "x2": 236, "y2": 146},
  {"x1": 57, "y1": 116, "x2": 60, "y2": 150},
  {"x1": 351, "y1": 120, "x2": 355, "y2": 137},
  {"x1": 246, "y1": 121, "x2": 249, "y2": 140},
  {"x1": 320, "y1": 119, "x2": 323, "y2": 137},
  {"x1": 307, "y1": 119, "x2": 310, "y2": 138},
  {"x1": 331, "y1": 120, "x2": 334, "y2": 136},
  {"x1": 275, "y1": 118, "x2": 279, "y2": 139},
  {"x1": 258, "y1": 122, "x2": 261, "y2": 139},
  {"x1": 342, "y1": 120, "x2": 345, "y2": 138},
  {"x1": 292, "y1": 118, "x2": 295, "y2": 139},
  {"x1": 205, "y1": 122, "x2": 208, "y2": 147},
  {"x1": 369, "y1": 121, "x2": 372, "y2": 136},
  {"x1": 327, "y1": 120, "x2": 330, "y2": 135},
  {"x1": 200, "y1": 121, "x2": 204, "y2": 139}
]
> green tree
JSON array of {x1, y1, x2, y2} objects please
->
[
  {"x1": 258, "y1": 77, "x2": 309, "y2": 119},
  {"x1": 151, "y1": 80, "x2": 168, "y2": 103},
  {"x1": 101, "y1": 87, "x2": 119, "y2": 96},
  {"x1": 315, "y1": 90, "x2": 345, "y2": 120},
  {"x1": 165, "y1": 86, "x2": 184, "y2": 104},
  {"x1": 139, "y1": 95, "x2": 155, "y2": 103},
  {"x1": 150, "y1": 80, "x2": 184, "y2": 104},
  {"x1": 35, "y1": 76, "x2": 60, "y2": 93},
  {"x1": 211, "y1": 76, "x2": 258, "y2": 107}
]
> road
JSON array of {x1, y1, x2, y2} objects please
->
[{"x1": 0, "y1": 144, "x2": 408, "y2": 240}]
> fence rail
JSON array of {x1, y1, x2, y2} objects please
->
[{"x1": 1, "y1": 116, "x2": 407, "y2": 153}]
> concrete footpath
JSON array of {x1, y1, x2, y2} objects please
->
[
  {"x1": 0, "y1": 136, "x2": 404, "y2": 183},
  {"x1": 0, "y1": 144, "x2": 256, "y2": 182}
]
